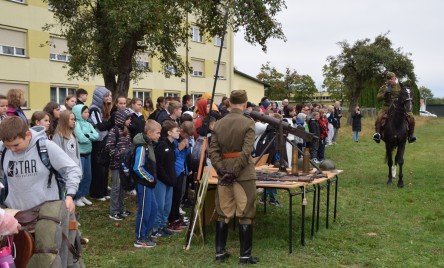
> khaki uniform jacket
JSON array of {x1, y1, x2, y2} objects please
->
[
  {"x1": 377, "y1": 82, "x2": 401, "y2": 111},
  {"x1": 209, "y1": 108, "x2": 256, "y2": 181}
]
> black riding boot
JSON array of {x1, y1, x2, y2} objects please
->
[
  {"x1": 373, "y1": 119, "x2": 382, "y2": 143},
  {"x1": 239, "y1": 224, "x2": 259, "y2": 265},
  {"x1": 215, "y1": 221, "x2": 230, "y2": 263}
]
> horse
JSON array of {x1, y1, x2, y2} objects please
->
[{"x1": 381, "y1": 86, "x2": 413, "y2": 188}]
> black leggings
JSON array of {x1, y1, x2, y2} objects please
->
[{"x1": 89, "y1": 141, "x2": 109, "y2": 198}]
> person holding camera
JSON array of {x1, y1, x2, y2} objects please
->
[
  {"x1": 352, "y1": 106, "x2": 362, "y2": 142},
  {"x1": 373, "y1": 72, "x2": 416, "y2": 143}
]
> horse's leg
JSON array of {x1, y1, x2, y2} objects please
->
[
  {"x1": 386, "y1": 144, "x2": 393, "y2": 185},
  {"x1": 396, "y1": 144, "x2": 405, "y2": 188}
]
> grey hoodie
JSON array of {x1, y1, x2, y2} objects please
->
[{"x1": 0, "y1": 126, "x2": 81, "y2": 210}]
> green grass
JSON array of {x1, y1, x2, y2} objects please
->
[{"x1": 79, "y1": 116, "x2": 444, "y2": 267}]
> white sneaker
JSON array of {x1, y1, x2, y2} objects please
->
[
  {"x1": 75, "y1": 199, "x2": 85, "y2": 207},
  {"x1": 179, "y1": 207, "x2": 186, "y2": 215},
  {"x1": 105, "y1": 196, "x2": 111, "y2": 200},
  {"x1": 127, "y1": 190, "x2": 137, "y2": 196},
  {"x1": 95, "y1": 197, "x2": 106, "y2": 201},
  {"x1": 81, "y1": 197, "x2": 93, "y2": 205}
]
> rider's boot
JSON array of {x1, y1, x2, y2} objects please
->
[
  {"x1": 373, "y1": 119, "x2": 382, "y2": 143},
  {"x1": 407, "y1": 115, "x2": 416, "y2": 143}
]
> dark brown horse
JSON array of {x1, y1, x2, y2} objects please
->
[{"x1": 381, "y1": 86, "x2": 413, "y2": 188}]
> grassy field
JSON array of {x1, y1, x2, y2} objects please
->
[{"x1": 79, "y1": 116, "x2": 444, "y2": 267}]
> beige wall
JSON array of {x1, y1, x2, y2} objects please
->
[{"x1": 232, "y1": 73, "x2": 265, "y2": 105}]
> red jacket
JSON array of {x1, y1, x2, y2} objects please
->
[{"x1": 318, "y1": 117, "x2": 328, "y2": 139}]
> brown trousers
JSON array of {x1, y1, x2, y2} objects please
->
[{"x1": 215, "y1": 180, "x2": 256, "y2": 225}]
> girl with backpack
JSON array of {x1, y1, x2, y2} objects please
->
[
  {"x1": 73, "y1": 104, "x2": 99, "y2": 207},
  {"x1": 106, "y1": 110, "x2": 132, "y2": 221}
]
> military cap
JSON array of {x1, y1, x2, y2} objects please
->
[
  {"x1": 230, "y1": 90, "x2": 248, "y2": 104},
  {"x1": 386, "y1": 72, "x2": 396, "y2": 79}
]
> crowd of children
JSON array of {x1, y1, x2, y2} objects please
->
[
  {"x1": 0, "y1": 87, "x2": 202, "y2": 250},
  {"x1": 1, "y1": 87, "x2": 346, "y2": 253}
]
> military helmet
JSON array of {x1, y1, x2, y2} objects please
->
[
  {"x1": 319, "y1": 159, "x2": 336, "y2": 172},
  {"x1": 386, "y1": 72, "x2": 396, "y2": 80}
]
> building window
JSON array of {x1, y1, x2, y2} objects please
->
[
  {"x1": 191, "y1": 59, "x2": 204, "y2": 77},
  {"x1": 49, "y1": 37, "x2": 70, "y2": 62},
  {"x1": 191, "y1": 26, "x2": 203, "y2": 43},
  {"x1": 213, "y1": 62, "x2": 226, "y2": 79},
  {"x1": 50, "y1": 86, "x2": 76, "y2": 104},
  {"x1": 191, "y1": 93, "x2": 202, "y2": 106},
  {"x1": 164, "y1": 92, "x2": 180, "y2": 98},
  {"x1": 133, "y1": 90, "x2": 151, "y2": 101},
  {"x1": 0, "y1": 81, "x2": 29, "y2": 108},
  {"x1": 0, "y1": 27, "x2": 26, "y2": 57},
  {"x1": 135, "y1": 53, "x2": 151, "y2": 71},
  {"x1": 164, "y1": 66, "x2": 177, "y2": 75},
  {"x1": 214, "y1": 35, "x2": 225, "y2": 47}
]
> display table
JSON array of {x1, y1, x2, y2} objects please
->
[{"x1": 206, "y1": 165, "x2": 342, "y2": 253}]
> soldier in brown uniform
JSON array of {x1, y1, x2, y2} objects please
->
[
  {"x1": 373, "y1": 72, "x2": 416, "y2": 143},
  {"x1": 209, "y1": 90, "x2": 259, "y2": 265}
]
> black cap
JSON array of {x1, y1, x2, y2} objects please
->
[{"x1": 247, "y1": 101, "x2": 256, "y2": 108}]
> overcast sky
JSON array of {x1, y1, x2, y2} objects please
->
[{"x1": 233, "y1": 0, "x2": 444, "y2": 98}]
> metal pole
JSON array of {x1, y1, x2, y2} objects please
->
[
  {"x1": 206, "y1": 4, "x2": 229, "y2": 129},
  {"x1": 185, "y1": 13, "x2": 189, "y2": 95}
]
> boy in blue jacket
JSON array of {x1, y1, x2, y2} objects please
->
[
  {"x1": 168, "y1": 121, "x2": 194, "y2": 231},
  {"x1": 132, "y1": 119, "x2": 161, "y2": 248}
]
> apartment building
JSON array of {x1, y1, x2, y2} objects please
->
[{"x1": 0, "y1": 0, "x2": 265, "y2": 116}]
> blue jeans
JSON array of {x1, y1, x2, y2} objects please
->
[
  {"x1": 135, "y1": 184, "x2": 157, "y2": 240},
  {"x1": 353, "y1": 131, "x2": 359, "y2": 142},
  {"x1": 262, "y1": 188, "x2": 278, "y2": 202},
  {"x1": 153, "y1": 180, "x2": 173, "y2": 230},
  {"x1": 77, "y1": 154, "x2": 92, "y2": 199}
]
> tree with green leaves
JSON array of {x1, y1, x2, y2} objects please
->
[
  {"x1": 418, "y1": 86, "x2": 434, "y2": 99},
  {"x1": 256, "y1": 62, "x2": 285, "y2": 100},
  {"x1": 44, "y1": 0, "x2": 287, "y2": 98},
  {"x1": 257, "y1": 62, "x2": 317, "y2": 102},
  {"x1": 291, "y1": 74, "x2": 317, "y2": 103},
  {"x1": 322, "y1": 33, "x2": 417, "y2": 122}
]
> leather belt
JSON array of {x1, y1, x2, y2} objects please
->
[{"x1": 222, "y1": 152, "x2": 241, "y2": 159}]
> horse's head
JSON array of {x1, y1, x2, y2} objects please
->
[{"x1": 394, "y1": 86, "x2": 413, "y2": 113}]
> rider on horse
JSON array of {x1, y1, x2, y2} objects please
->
[{"x1": 373, "y1": 72, "x2": 416, "y2": 143}]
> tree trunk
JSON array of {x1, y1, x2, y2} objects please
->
[
  {"x1": 105, "y1": 32, "x2": 143, "y2": 99},
  {"x1": 103, "y1": 73, "x2": 117, "y2": 96}
]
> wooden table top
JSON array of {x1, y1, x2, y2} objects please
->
[{"x1": 204, "y1": 165, "x2": 342, "y2": 189}]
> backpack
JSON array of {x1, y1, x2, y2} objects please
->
[
  {"x1": 96, "y1": 126, "x2": 119, "y2": 166},
  {"x1": 118, "y1": 143, "x2": 138, "y2": 191},
  {"x1": 14, "y1": 200, "x2": 84, "y2": 268},
  {"x1": 0, "y1": 137, "x2": 65, "y2": 203}
]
